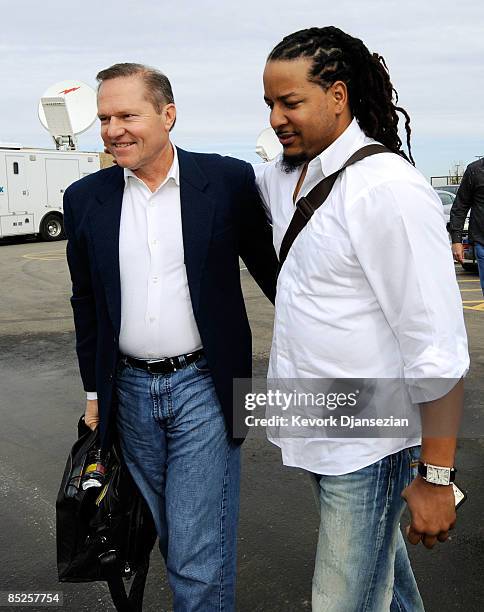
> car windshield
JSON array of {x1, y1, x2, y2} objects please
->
[
  {"x1": 436, "y1": 185, "x2": 460, "y2": 195},
  {"x1": 436, "y1": 191, "x2": 454, "y2": 206}
]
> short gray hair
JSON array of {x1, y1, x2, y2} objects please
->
[{"x1": 96, "y1": 62, "x2": 175, "y2": 113}]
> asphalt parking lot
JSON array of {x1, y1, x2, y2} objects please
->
[{"x1": 0, "y1": 238, "x2": 482, "y2": 611}]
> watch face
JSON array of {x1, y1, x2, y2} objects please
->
[{"x1": 427, "y1": 465, "x2": 451, "y2": 485}]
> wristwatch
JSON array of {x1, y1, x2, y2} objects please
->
[{"x1": 418, "y1": 461, "x2": 456, "y2": 486}]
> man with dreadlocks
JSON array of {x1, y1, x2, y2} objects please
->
[{"x1": 254, "y1": 27, "x2": 468, "y2": 611}]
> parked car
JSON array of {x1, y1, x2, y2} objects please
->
[
  {"x1": 435, "y1": 189, "x2": 456, "y2": 224},
  {"x1": 461, "y1": 232, "x2": 478, "y2": 273},
  {"x1": 433, "y1": 188, "x2": 477, "y2": 272},
  {"x1": 436, "y1": 184, "x2": 460, "y2": 196}
]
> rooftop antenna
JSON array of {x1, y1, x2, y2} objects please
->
[
  {"x1": 38, "y1": 80, "x2": 97, "y2": 150},
  {"x1": 256, "y1": 127, "x2": 282, "y2": 162}
]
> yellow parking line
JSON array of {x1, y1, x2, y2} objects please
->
[
  {"x1": 460, "y1": 288, "x2": 483, "y2": 292},
  {"x1": 462, "y1": 300, "x2": 484, "y2": 303},
  {"x1": 22, "y1": 252, "x2": 64, "y2": 261},
  {"x1": 464, "y1": 303, "x2": 484, "y2": 311},
  {"x1": 457, "y1": 279, "x2": 481, "y2": 283}
]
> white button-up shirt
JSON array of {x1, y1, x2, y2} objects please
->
[
  {"x1": 118, "y1": 146, "x2": 202, "y2": 359},
  {"x1": 254, "y1": 119, "x2": 469, "y2": 475}
]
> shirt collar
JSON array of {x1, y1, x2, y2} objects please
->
[
  {"x1": 123, "y1": 143, "x2": 180, "y2": 188},
  {"x1": 310, "y1": 118, "x2": 372, "y2": 178}
]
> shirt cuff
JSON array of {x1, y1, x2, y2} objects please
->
[{"x1": 86, "y1": 391, "x2": 98, "y2": 401}]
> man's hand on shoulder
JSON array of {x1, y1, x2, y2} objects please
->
[
  {"x1": 402, "y1": 476, "x2": 456, "y2": 549},
  {"x1": 85, "y1": 399, "x2": 99, "y2": 431}
]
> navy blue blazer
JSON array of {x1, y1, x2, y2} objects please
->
[{"x1": 63, "y1": 148, "x2": 278, "y2": 446}]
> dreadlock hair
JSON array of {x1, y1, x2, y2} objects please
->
[{"x1": 268, "y1": 27, "x2": 415, "y2": 165}]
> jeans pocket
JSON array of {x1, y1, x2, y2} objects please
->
[
  {"x1": 191, "y1": 355, "x2": 210, "y2": 373},
  {"x1": 116, "y1": 358, "x2": 132, "y2": 378},
  {"x1": 407, "y1": 445, "x2": 421, "y2": 480}
]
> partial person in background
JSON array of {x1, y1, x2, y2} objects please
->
[
  {"x1": 64, "y1": 62, "x2": 278, "y2": 611},
  {"x1": 254, "y1": 26, "x2": 468, "y2": 612},
  {"x1": 449, "y1": 160, "x2": 484, "y2": 295}
]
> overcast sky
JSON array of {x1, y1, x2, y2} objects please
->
[{"x1": 1, "y1": 0, "x2": 483, "y2": 179}]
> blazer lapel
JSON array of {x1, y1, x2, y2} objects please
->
[
  {"x1": 88, "y1": 166, "x2": 124, "y2": 335},
  {"x1": 177, "y1": 148, "x2": 216, "y2": 314}
]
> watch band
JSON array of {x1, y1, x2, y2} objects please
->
[{"x1": 418, "y1": 461, "x2": 456, "y2": 485}]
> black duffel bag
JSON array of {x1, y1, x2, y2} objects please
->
[{"x1": 56, "y1": 417, "x2": 157, "y2": 611}]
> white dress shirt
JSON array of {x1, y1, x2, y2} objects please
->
[
  {"x1": 118, "y1": 147, "x2": 202, "y2": 359},
  {"x1": 254, "y1": 119, "x2": 469, "y2": 475},
  {"x1": 86, "y1": 147, "x2": 202, "y2": 400}
]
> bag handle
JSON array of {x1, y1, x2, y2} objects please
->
[
  {"x1": 278, "y1": 144, "x2": 393, "y2": 269},
  {"x1": 103, "y1": 556, "x2": 150, "y2": 612}
]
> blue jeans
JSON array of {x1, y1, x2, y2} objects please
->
[
  {"x1": 475, "y1": 242, "x2": 484, "y2": 295},
  {"x1": 115, "y1": 354, "x2": 241, "y2": 611},
  {"x1": 312, "y1": 446, "x2": 425, "y2": 612}
]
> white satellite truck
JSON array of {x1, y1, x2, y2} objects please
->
[
  {"x1": 0, "y1": 80, "x2": 101, "y2": 241},
  {"x1": 256, "y1": 127, "x2": 282, "y2": 163}
]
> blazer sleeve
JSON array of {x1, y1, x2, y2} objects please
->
[
  {"x1": 238, "y1": 163, "x2": 278, "y2": 304},
  {"x1": 63, "y1": 189, "x2": 97, "y2": 392}
]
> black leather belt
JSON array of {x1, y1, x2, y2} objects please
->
[{"x1": 123, "y1": 349, "x2": 204, "y2": 374}]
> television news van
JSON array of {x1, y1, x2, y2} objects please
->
[{"x1": 0, "y1": 143, "x2": 100, "y2": 241}]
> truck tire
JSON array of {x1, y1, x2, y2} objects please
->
[{"x1": 40, "y1": 213, "x2": 65, "y2": 241}]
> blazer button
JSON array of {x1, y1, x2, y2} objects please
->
[{"x1": 109, "y1": 373, "x2": 113, "y2": 381}]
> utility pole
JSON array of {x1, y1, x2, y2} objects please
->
[{"x1": 449, "y1": 161, "x2": 464, "y2": 184}]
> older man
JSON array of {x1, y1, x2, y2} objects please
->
[{"x1": 63, "y1": 63, "x2": 277, "y2": 611}]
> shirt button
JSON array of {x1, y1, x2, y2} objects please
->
[
  {"x1": 152, "y1": 239, "x2": 158, "y2": 246},
  {"x1": 149, "y1": 317, "x2": 156, "y2": 323},
  {"x1": 152, "y1": 277, "x2": 159, "y2": 283}
]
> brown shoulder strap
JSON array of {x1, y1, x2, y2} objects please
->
[{"x1": 278, "y1": 144, "x2": 393, "y2": 269}]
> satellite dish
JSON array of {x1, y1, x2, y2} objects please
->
[
  {"x1": 38, "y1": 80, "x2": 97, "y2": 150},
  {"x1": 256, "y1": 127, "x2": 282, "y2": 162}
]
